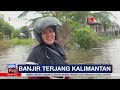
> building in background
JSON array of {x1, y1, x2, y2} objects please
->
[{"x1": 89, "y1": 20, "x2": 120, "y2": 36}]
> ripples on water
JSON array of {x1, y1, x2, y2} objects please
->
[
  {"x1": 0, "y1": 45, "x2": 33, "y2": 79},
  {"x1": 66, "y1": 39, "x2": 120, "y2": 79}
]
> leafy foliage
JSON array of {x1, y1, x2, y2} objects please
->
[
  {"x1": 0, "y1": 32, "x2": 4, "y2": 40},
  {"x1": 17, "y1": 11, "x2": 115, "y2": 49},
  {"x1": 73, "y1": 26, "x2": 102, "y2": 49},
  {"x1": 0, "y1": 19, "x2": 15, "y2": 37}
]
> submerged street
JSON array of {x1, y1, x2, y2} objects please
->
[{"x1": 0, "y1": 39, "x2": 120, "y2": 79}]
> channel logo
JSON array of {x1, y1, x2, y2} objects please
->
[{"x1": 7, "y1": 64, "x2": 17, "y2": 73}]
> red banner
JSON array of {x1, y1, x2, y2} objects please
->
[{"x1": 0, "y1": 73, "x2": 21, "y2": 76}]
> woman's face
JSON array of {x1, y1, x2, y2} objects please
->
[{"x1": 41, "y1": 26, "x2": 55, "y2": 45}]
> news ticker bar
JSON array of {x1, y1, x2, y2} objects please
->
[
  {"x1": 21, "y1": 73, "x2": 112, "y2": 76},
  {"x1": 0, "y1": 73, "x2": 120, "y2": 77}
]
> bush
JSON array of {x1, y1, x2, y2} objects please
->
[
  {"x1": 73, "y1": 26, "x2": 102, "y2": 49},
  {"x1": 0, "y1": 32, "x2": 4, "y2": 40},
  {"x1": 11, "y1": 38, "x2": 34, "y2": 45}
]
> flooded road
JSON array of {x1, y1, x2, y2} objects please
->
[
  {"x1": 0, "y1": 39, "x2": 120, "y2": 79},
  {"x1": 0, "y1": 45, "x2": 32, "y2": 79},
  {"x1": 66, "y1": 38, "x2": 120, "y2": 79}
]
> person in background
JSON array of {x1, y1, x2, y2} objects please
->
[{"x1": 26, "y1": 17, "x2": 69, "y2": 79}]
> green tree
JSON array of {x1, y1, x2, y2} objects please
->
[
  {"x1": 18, "y1": 11, "x2": 92, "y2": 48},
  {"x1": 12, "y1": 29, "x2": 20, "y2": 38},
  {"x1": 19, "y1": 11, "x2": 115, "y2": 49},
  {"x1": 0, "y1": 19, "x2": 15, "y2": 37}
]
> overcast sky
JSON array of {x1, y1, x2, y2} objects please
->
[
  {"x1": 0, "y1": 11, "x2": 40, "y2": 29},
  {"x1": 0, "y1": 11, "x2": 120, "y2": 29}
]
